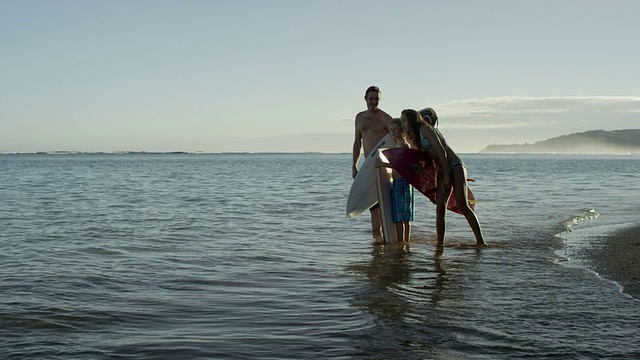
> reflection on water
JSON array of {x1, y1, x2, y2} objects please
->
[
  {"x1": 346, "y1": 243, "x2": 486, "y2": 359},
  {"x1": 366, "y1": 243, "x2": 413, "y2": 288},
  {"x1": 350, "y1": 244, "x2": 485, "y2": 311},
  {"x1": 348, "y1": 243, "x2": 492, "y2": 359},
  {"x1": 431, "y1": 247, "x2": 447, "y2": 305}
]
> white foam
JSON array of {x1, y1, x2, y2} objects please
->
[{"x1": 556, "y1": 218, "x2": 638, "y2": 269}]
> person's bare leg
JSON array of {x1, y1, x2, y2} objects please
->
[
  {"x1": 435, "y1": 184, "x2": 450, "y2": 247},
  {"x1": 370, "y1": 208, "x2": 382, "y2": 236},
  {"x1": 394, "y1": 222, "x2": 403, "y2": 242},
  {"x1": 403, "y1": 221, "x2": 411, "y2": 242},
  {"x1": 452, "y1": 167, "x2": 485, "y2": 245}
]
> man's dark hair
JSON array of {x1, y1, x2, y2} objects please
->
[{"x1": 364, "y1": 86, "x2": 380, "y2": 97}]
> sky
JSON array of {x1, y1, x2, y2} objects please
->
[{"x1": 1, "y1": 0, "x2": 639, "y2": 153}]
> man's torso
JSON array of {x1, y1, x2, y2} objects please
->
[{"x1": 356, "y1": 110, "x2": 390, "y2": 156}]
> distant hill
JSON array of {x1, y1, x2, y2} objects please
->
[{"x1": 480, "y1": 129, "x2": 640, "y2": 154}]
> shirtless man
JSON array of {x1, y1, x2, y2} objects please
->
[{"x1": 352, "y1": 85, "x2": 393, "y2": 235}]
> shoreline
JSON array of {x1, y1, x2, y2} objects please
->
[{"x1": 588, "y1": 225, "x2": 640, "y2": 299}]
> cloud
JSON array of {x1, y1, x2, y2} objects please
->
[{"x1": 436, "y1": 96, "x2": 640, "y2": 130}]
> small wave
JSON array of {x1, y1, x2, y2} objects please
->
[{"x1": 556, "y1": 209, "x2": 599, "y2": 235}]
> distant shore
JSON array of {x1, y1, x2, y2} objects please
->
[
  {"x1": 481, "y1": 129, "x2": 640, "y2": 154},
  {"x1": 588, "y1": 225, "x2": 640, "y2": 299}
]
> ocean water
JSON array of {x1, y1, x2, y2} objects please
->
[{"x1": 1, "y1": 153, "x2": 639, "y2": 359}]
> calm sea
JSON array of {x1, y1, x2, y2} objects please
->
[{"x1": 1, "y1": 153, "x2": 639, "y2": 359}]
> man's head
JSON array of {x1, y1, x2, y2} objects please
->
[{"x1": 364, "y1": 86, "x2": 381, "y2": 111}]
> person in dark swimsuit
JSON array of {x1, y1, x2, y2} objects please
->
[{"x1": 400, "y1": 108, "x2": 485, "y2": 247}]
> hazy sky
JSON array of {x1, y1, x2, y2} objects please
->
[{"x1": 2, "y1": 0, "x2": 639, "y2": 153}]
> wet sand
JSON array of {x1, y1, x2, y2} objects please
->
[{"x1": 588, "y1": 225, "x2": 640, "y2": 299}]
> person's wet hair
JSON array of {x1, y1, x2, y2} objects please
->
[
  {"x1": 422, "y1": 107, "x2": 438, "y2": 127},
  {"x1": 402, "y1": 109, "x2": 428, "y2": 146},
  {"x1": 402, "y1": 109, "x2": 427, "y2": 127}
]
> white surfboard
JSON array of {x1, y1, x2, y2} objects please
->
[
  {"x1": 346, "y1": 133, "x2": 394, "y2": 219},
  {"x1": 375, "y1": 149, "x2": 398, "y2": 244}
]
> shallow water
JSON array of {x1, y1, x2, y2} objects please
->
[{"x1": 1, "y1": 153, "x2": 639, "y2": 359}]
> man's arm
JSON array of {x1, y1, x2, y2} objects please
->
[
  {"x1": 352, "y1": 117, "x2": 362, "y2": 178},
  {"x1": 383, "y1": 111, "x2": 393, "y2": 130}
]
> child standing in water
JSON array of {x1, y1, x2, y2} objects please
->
[{"x1": 374, "y1": 118, "x2": 414, "y2": 242}]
